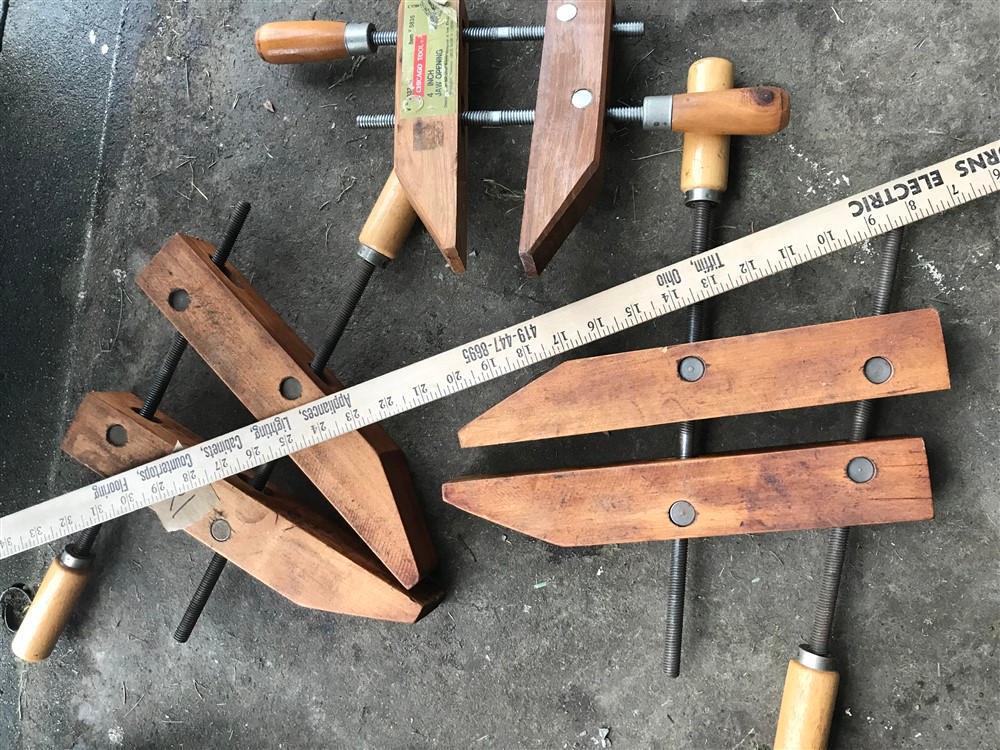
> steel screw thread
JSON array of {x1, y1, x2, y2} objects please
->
[
  {"x1": 359, "y1": 107, "x2": 647, "y2": 130},
  {"x1": 357, "y1": 110, "x2": 535, "y2": 129},
  {"x1": 662, "y1": 200, "x2": 715, "y2": 677},
  {"x1": 462, "y1": 109, "x2": 535, "y2": 126},
  {"x1": 606, "y1": 106, "x2": 643, "y2": 124},
  {"x1": 71, "y1": 525, "x2": 101, "y2": 557},
  {"x1": 370, "y1": 29, "x2": 394, "y2": 47},
  {"x1": 807, "y1": 227, "x2": 902, "y2": 657},
  {"x1": 172, "y1": 552, "x2": 227, "y2": 643},
  {"x1": 309, "y1": 254, "x2": 376, "y2": 375},
  {"x1": 368, "y1": 21, "x2": 643, "y2": 49},
  {"x1": 173, "y1": 460, "x2": 275, "y2": 643}
]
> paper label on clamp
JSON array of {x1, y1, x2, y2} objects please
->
[
  {"x1": 148, "y1": 443, "x2": 219, "y2": 532},
  {"x1": 398, "y1": 0, "x2": 460, "y2": 119}
]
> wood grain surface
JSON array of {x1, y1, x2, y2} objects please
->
[
  {"x1": 393, "y1": 0, "x2": 468, "y2": 272},
  {"x1": 459, "y1": 309, "x2": 950, "y2": 447},
  {"x1": 62, "y1": 391, "x2": 441, "y2": 622},
  {"x1": 138, "y1": 234, "x2": 436, "y2": 588},
  {"x1": 519, "y1": 0, "x2": 613, "y2": 276},
  {"x1": 255, "y1": 21, "x2": 349, "y2": 64},
  {"x1": 672, "y1": 87, "x2": 791, "y2": 135},
  {"x1": 443, "y1": 437, "x2": 933, "y2": 546},
  {"x1": 358, "y1": 170, "x2": 419, "y2": 261},
  {"x1": 680, "y1": 57, "x2": 733, "y2": 194}
]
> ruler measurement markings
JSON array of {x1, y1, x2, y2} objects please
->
[{"x1": 1, "y1": 142, "x2": 997, "y2": 557}]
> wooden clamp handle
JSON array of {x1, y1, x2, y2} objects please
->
[
  {"x1": 255, "y1": 21, "x2": 349, "y2": 64},
  {"x1": 11, "y1": 553, "x2": 92, "y2": 662},
  {"x1": 774, "y1": 657, "x2": 840, "y2": 750},
  {"x1": 672, "y1": 87, "x2": 791, "y2": 136},
  {"x1": 681, "y1": 57, "x2": 733, "y2": 195},
  {"x1": 358, "y1": 171, "x2": 419, "y2": 262}
]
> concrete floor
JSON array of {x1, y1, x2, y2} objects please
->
[{"x1": 1, "y1": 1, "x2": 997, "y2": 747}]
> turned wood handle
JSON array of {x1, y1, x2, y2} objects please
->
[
  {"x1": 680, "y1": 57, "x2": 733, "y2": 195},
  {"x1": 673, "y1": 87, "x2": 791, "y2": 136},
  {"x1": 11, "y1": 555, "x2": 92, "y2": 662},
  {"x1": 255, "y1": 21, "x2": 349, "y2": 64},
  {"x1": 358, "y1": 171, "x2": 419, "y2": 261},
  {"x1": 774, "y1": 659, "x2": 840, "y2": 750}
]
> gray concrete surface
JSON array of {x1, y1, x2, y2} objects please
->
[{"x1": 1, "y1": 1, "x2": 997, "y2": 748}]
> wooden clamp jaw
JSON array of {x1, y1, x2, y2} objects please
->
[
  {"x1": 393, "y1": 0, "x2": 469, "y2": 273},
  {"x1": 137, "y1": 234, "x2": 435, "y2": 588},
  {"x1": 60, "y1": 392, "x2": 441, "y2": 622},
  {"x1": 444, "y1": 438, "x2": 933, "y2": 545},
  {"x1": 459, "y1": 309, "x2": 951, "y2": 447},
  {"x1": 521, "y1": 49, "x2": 791, "y2": 274},
  {"x1": 519, "y1": 0, "x2": 613, "y2": 276}
]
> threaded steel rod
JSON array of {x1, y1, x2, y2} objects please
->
[
  {"x1": 173, "y1": 460, "x2": 275, "y2": 643},
  {"x1": 356, "y1": 106, "x2": 647, "y2": 130},
  {"x1": 172, "y1": 552, "x2": 227, "y2": 643},
  {"x1": 369, "y1": 20, "x2": 643, "y2": 49},
  {"x1": 309, "y1": 254, "x2": 376, "y2": 374},
  {"x1": 662, "y1": 200, "x2": 715, "y2": 678},
  {"x1": 807, "y1": 227, "x2": 903, "y2": 657}
]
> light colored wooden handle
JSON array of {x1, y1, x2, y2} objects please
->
[
  {"x1": 681, "y1": 57, "x2": 734, "y2": 194},
  {"x1": 774, "y1": 659, "x2": 840, "y2": 750},
  {"x1": 255, "y1": 21, "x2": 349, "y2": 64},
  {"x1": 11, "y1": 556, "x2": 91, "y2": 662},
  {"x1": 673, "y1": 87, "x2": 791, "y2": 136},
  {"x1": 358, "y1": 171, "x2": 419, "y2": 261}
]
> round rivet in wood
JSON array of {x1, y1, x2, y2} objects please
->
[
  {"x1": 209, "y1": 518, "x2": 232, "y2": 542},
  {"x1": 556, "y1": 3, "x2": 577, "y2": 22},
  {"x1": 279, "y1": 376, "x2": 302, "y2": 400},
  {"x1": 167, "y1": 289, "x2": 191, "y2": 311},
  {"x1": 846, "y1": 456, "x2": 876, "y2": 483},
  {"x1": 864, "y1": 356, "x2": 893, "y2": 384},
  {"x1": 668, "y1": 500, "x2": 696, "y2": 527},
  {"x1": 105, "y1": 424, "x2": 128, "y2": 447},
  {"x1": 571, "y1": 88, "x2": 593, "y2": 109},
  {"x1": 678, "y1": 356, "x2": 705, "y2": 382}
]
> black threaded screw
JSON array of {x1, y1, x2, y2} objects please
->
[
  {"x1": 173, "y1": 460, "x2": 274, "y2": 643},
  {"x1": 662, "y1": 200, "x2": 715, "y2": 678},
  {"x1": 172, "y1": 552, "x2": 227, "y2": 643},
  {"x1": 807, "y1": 227, "x2": 902, "y2": 657},
  {"x1": 310, "y1": 255, "x2": 376, "y2": 375}
]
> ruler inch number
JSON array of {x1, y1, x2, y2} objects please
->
[{"x1": 1, "y1": 141, "x2": 998, "y2": 559}]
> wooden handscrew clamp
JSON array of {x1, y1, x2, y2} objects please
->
[
  {"x1": 11, "y1": 207, "x2": 442, "y2": 661},
  {"x1": 11, "y1": 204, "x2": 253, "y2": 661},
  {"x1": 444, "y1": 309, "x2": 949, "y2": 538},
  {"x1": 255, "y1": 2, "x2": 790, "y2": 276},
  {"x1": 772, "y1": 228, "x2": 909, "y2": 750},
  {"x1": 442, "y1": 58, "x2": 950, "y2": 695}
]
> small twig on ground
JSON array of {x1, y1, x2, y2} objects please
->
[
  {"x1": 122, "y1": 694, "x2": 145, "y2": 719},
  {"x1": 328, "y1": 56, "x2": 365, "y2": 89},
  {"x1": 626, "y1": 48, "x2": 655, "y2": 83},
  {"x1": 632, "y1": 148, "x2": 680, "y2": 161},
  {"x1": 336, "y1": 176, "x2": 357, "y2": 203}
]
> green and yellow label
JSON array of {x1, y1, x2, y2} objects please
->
[{"x1": 398, "y1": 0, "x2": 460, "y2": 119}]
